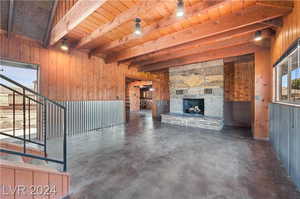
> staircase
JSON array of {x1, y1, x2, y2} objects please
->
[{"x1": 0, "y1": 74, "x2": 69, "y2": 199}]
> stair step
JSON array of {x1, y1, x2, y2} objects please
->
[
  {"x1": 27, "y1": 158, "x2": 48, "y2": 166},
  {"x1": 0, "y1": 154, "x2": 23, "y2": 163}
]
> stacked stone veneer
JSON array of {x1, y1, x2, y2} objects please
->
[{"x1": 169, "y1": 59, "x2": 224, "y2": 118}]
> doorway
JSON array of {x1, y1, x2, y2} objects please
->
[
  {"x1": 125, "y1": 77, "x2": 153, "y2": 122},
  {"x1": 223, "y1": 54, "x2": 254, "y2": 137}
]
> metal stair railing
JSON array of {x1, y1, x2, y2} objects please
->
[{"x1": 0, "y1": 74, "x2": 67, "y2": 171}]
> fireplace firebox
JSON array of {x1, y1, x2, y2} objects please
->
[{"x1": 183, "y1": 98, "x2": 204, "y2": 115}]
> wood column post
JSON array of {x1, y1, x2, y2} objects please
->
[{"x1": 253, "y1": 48, "x2": 272, "y2": 139}]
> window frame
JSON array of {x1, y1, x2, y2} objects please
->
[{"x1": 274, "y1": 39, "x2": 300, "y2": 105}]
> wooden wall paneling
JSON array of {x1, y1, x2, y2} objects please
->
[
  {"x1": 60, "y1": 52, "x2": 66, "y2": 101},
  {"x1": 298, "y1": 0, "x2": 300, "y2": 38},
  {"x1": 0, "y1": 34, "x2": 6, "y2": 57},
  {"x1": 48, "y1": 50, "x2": 57, "y2": 100},
  {"x1": 15, "y1": 169, "x2": 33, "y2": 199},
  {"x1": 8, "y1": 35, "x2": 17, "y2": 61},
  {"x1": 49, "y1": 174, "x2": 63, "y2": 199},
  {"x1": 81, "y1": 53, "x2": 87, "y2": 100},
  {"x1": 64, "y1": 52, "x2": 70, "y2": 101},
  {"x1": 103, "y1": 61, "x2": 108, "y2": 100},
  {"x1": 22, "y1": 39, "x2": 29, "y2": 63},
  {"x1": 224, "y1": 62, "x2": 235, "y2": 101},
  {"x1": 77, "y1": 52, "x2": 83, "y2": 100},
  {"x1": 95, "y1": 57, "x2": 102, "y2": 100},
  {"x1": 33, "y1": 43, "x2": 40, "y2": 64},
  {"x1": 69, "y1": 51, "x2": 74, "y2": 100},
  {"x1": 62, "y1": 173, "x2": 69, "y2": 197},
  {"x1": 88, "y1": 55, "x2": 94, "y2": 100},
  {"x1": 74, "y1": 51, "x2": 81, "y2": 100},
  {"x1": 85, "y1": 53, "x2": 91, "y2": 100},
  {"x1": 100, "y1": 60, "x2": 105, "y2": 100},
  {"x1": 54, "y1": 51, "x2": 60, "y2": 100},
  {"x1": 0, "y1": 33, "x2": 168, "y2": 105},
  {"x1": 33, "y1": 171, "x2": 49, "y2": 199},
  {"x1": 65, "y1": 50, "x2": 71, "y2": 101},
  {"x1": 77, "y1": 53, "x2": 83, "y2": 101},
  {"x1": 56, "y1": 51, "x2": 62, "y2": 101},
  {"x1": 87, "y1": 56, "x2": 93, "y2": 100},
  {"x1": 98, "y1": 59, "x2": 103, "y2": 101},
  {"x1": 44, "y1": 50, "x2": 50, "y2": 99},
  {"x1": 271, "y1": 0, "x2": 300, "y2": 64},
  {"x1": 107, "y1": 62, "x2": 113, "y2": 100},
  {"x1": 0, "y1": 161, "x2": 70, "y2": 199},
  {"x1": 0, "y1": 167, "x2": 14, "y2": 199},
  {"x1": 40, "y1": 48, "x2": 49, "y2": 97},
  {"x1": 91, "y1": 57, "x2": 96, "y2": 100},
  {"x1": 117, "y1": 64, "x2": 123, "y2": 100},
  {"x1": 90, "y1": 56, "x2": 96, "y2": 100}
]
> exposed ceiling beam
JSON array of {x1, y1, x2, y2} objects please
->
[
  {"x1": 91, "y1": 0, "x2": 227, "y2": 54},
  {"x1": 7, "y1": 0, "x2": 14, "y2": 38},
  {"x1": 137, "y1": 33, "x2": 254, "y2": 66},
  {"x1": 223, "y1": 54, "x2": 254, "y2": 63},
  {"x1": 49, "y1": 0, "x2": 108, "y2": 46},
  {"x1": 131, "y1": 24, "x2": 272, "y2": 66},
  {"x1": 76, "y1": 0, "x2": 167, "y2": 49},
  {"x1": 106, "y1": 3, "x2": 292, "y2": 63},
  {"x1": 139, "y1": 43, "x2": 260, "y2": 72},
  {"x1": 43, "y1": 0, "x2": 59, "y2": 47},
  {"x1": 259, "y1": 17, "x2": 283, "y2": 28}
]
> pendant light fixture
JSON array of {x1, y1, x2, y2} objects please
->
[
  {"x1": 134, "y1": 18, "x2": 142, "y2": 35},
  {"x1": 254, "y1": 31, "x2": 262, "y2": 41},
  {"x1": 176, "y1": 0, "x2": 185, "y2": 17},
  {"x1": 60, "y1": 39, "x2": 69, "y2": 51}
]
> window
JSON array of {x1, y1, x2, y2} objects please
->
[
  {"x1": 290, "y1": 49, "x2": 300, "y2": 102},
  {"x1": 0, "y1": 60, "x2": 39, "y2": 139},
  {"x1": 274, "y1": 40, "x2": 300, "y2": 104},
  {"x1": 277, "y1": 60, "x2": 289, "y2": 101}
]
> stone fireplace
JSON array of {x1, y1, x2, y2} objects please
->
[
  {"x1": 161, "y1": 59, "x2": 224, "y2": 130},
  {"x1": 169, "y1": 59, "x2": 224, "y2": 118}
]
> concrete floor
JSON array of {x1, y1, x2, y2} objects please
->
[{"x1": 49, "y1": 111, "x2": 300, "y2": 199}]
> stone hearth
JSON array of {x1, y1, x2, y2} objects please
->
[{"x1": 161, "y1": 113, "x2": 223, "y2": 131}]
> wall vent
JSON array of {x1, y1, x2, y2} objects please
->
[{"x1": 204, "y1": 88, "x2": 213, "y2": 94}]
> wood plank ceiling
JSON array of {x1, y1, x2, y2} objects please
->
[{"x1": 50, "y1": 0, "x2": 293, "y2": 72}]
